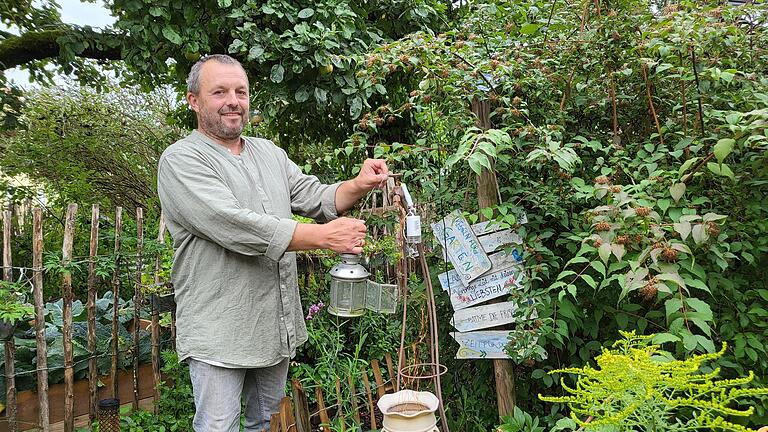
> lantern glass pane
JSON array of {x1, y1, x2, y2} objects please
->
[
  {"x1": 379, "y1": 283, "x2": 398, "y2": 314},
  {"x1": 351, "y1": 280, "x2": 367, "y2": 312},
  {"x1": 330, "y1": 279, "x2": 365, "y2": 316}
]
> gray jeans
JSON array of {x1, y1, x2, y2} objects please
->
[{"x1": 188, "y1": 358, "x2": 289, "y2": 432}]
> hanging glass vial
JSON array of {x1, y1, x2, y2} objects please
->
[{"x1": 328, "y1": 253, "x2": 369, "y2": 317}]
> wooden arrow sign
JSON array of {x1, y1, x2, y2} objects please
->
[
  {"x1": 450, "y1": 301, "x2": 533, "y2": 332},
  {"x1": 431, "y1": 210, "x2": 492, "y2": 287},
  {"x1": 439, "y1": 249, "x2": 523, "y2": 292},
  {"x1": 451, "y1": 330, "x2": 544, "y2": 360},
  {"x1": 438, "y1": 265, "x2": 525, "y2": 310}
]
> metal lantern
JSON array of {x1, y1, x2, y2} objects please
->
[{"x1": 328, "y1": 253, "x2": 369, "y2": 317}]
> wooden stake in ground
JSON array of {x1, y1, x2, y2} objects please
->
[
  {"x1": 61, "y1": 203, "x2": 78, "y2": 432},
  {"x1": 86, "y1": 204, "x2": 100, "y2": 426},
  {"x1": 133, "y1": 207, "x2": 144, "y2": 410},
  {"x1": 360, "y1": 366, "x2": 377, "y2": 430},
  {"x1": 471, "y1": 98, "x2": 516, "y2": 417},
  {"x1": 151, "y1": 213, "x2": 167, "y2": 406},
  {"x1": 335, "y1": 377, "x2": 346, "y2": 432},
  {"x1": 315, "y1": 385, "x2": 330, "y2": 426},
  {"x1": 32, "y1": 208, "x2": 50, "y2": 431},
  {"x1": 347, "y1": 372, "x2": 361, "y2": 425},
  {"x1": 110, "y1": 207, "x2": 123, "y2": 399},
  {"x1": 3, "y1": 209, "x2": 18, "y2": 432},
  {"x1": 291, "y1": 379, "x2": 311, "y2": 432}
]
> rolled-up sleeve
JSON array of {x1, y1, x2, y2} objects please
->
[
  {"x1": 282, "y1": 150, "x2": 341, "y2": 223},
  {"x1": 158, "y1": 150, "x2": 297, "y2": 261}
]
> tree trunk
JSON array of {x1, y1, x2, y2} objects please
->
[{"x1": 471, "y1": 97, "x2": 517, "y2": 417}]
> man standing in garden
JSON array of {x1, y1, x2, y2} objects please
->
[{"x1": 157, "y1": 54, "x2": 389, "y2": 432}]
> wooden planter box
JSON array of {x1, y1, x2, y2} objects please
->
[{"x1": 0, "y1": 363, "x2": 157, "y2": 431}]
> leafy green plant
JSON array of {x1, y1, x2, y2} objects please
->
[
  {"x1": 540, "y1": 331, "x2": 768, "y2": 431},
  {"x1": 494, "y1": 406, "x2": 545, "y2": 432},
  {"x1": 0, "y1": 280, "x2": 33, "y2": 325}
]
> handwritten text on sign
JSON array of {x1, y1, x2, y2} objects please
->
[
  {"x1": 451, "y1": 301, "x2": 533, "y2": 332},
  {"x1": 439, "y1": 249, "x2": 523, "y2": 291},
  {"x1": 432, "y1": 210, "x2": 492, "y2": 287},
  {"x1": 438, "y1": 265, "x2": 525, "y2": 310},
  {"x1": 451, "y1": 330, "x2": 543, "y2": 360}
]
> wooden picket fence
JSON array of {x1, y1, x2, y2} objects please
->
[
  {"x1": 265, "y1": 354, "x2": 398, "y2": 432},
  {"x1": 2, "y1": 205, "x2": 172, "y2": 431},
  {"x1": 2, "y1": 204, "x2": 410, "y2": 432}
]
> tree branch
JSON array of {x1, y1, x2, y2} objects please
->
[{"x1": 0, "y1": 28, "x2": 123, "y2": 71}]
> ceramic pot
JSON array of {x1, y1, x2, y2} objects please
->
[{"x1": 377, "y1": 390, "x2": 439, "y2": 432}]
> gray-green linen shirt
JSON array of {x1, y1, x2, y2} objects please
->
[{"x1": 157, "y1": 130, "x2": 340, "y2": 367}]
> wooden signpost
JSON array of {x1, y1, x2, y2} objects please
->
[{"x1": 431, "y1": 210, "x2": 492, "y2": 286}]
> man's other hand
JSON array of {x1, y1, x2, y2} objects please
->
[
  {"x1": 321, "y1": 217, "x2": 367, "y2": 254},
  {"x1": 355, "y1": 159, "x2": 389, "y2": 191}
]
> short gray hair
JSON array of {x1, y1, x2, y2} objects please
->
[{"x1": 186, "y1": 54, "x2": 247, "y2": 94}]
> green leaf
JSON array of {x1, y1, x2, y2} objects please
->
[
  {"x1": 657, "y1": 199, "x2": 671, "y2": 214},
  {"x1": 270, "y1": 64, "x2": 285, "y2": 83},
  {"x1": 218, "y1": 0, "x2": 232, "y2": 6},
  {"x1": 581, "y1": 274, "x2": 597, "y2": 289},
  {"x1": 520, "y1": 23, "x2": 540, "y2": 35},
  {"x1": 683, "y1": 333, "x2": 698, "y2": 351},
  {"x1": 598, "y1": 242, "x2": 611, "y2": 264},
  {"x1": 314, "y1": 87, "x2": 328, "y2": 105},
  {"x1": 665, "y1": 298, "x2": 683, "y2": 320},
  {"x1": 691, "y1": 224, "x2": 709, "y2": 245},
  {"x1": 651, "y1": 333, "x2": 681, "y2": 345},
  {"x1": 149, "y1": 7, "x2": 164, "y2": 16},
  {"x1": 349, "y1": 97, "x2": 363, "y2": 119},
  {"x1": 247, "y1": 45, "x2": 265, "y2": 61},
  {"x1": 673, "y1": 222, "x2": 691, "y2": 241},
  {"x1": 702, "y1": 212, "x2": 726, "y2": 222},
  {"x1": 670, "y1": 183, "x2": 686, "y2": 203},
  {"x1": 685, "y1": 297, "x2": 713, "y2": 320},
  {"x1": 679, "y1": 157, "x2": 699, "y2": 177},
  {"x1": 162, "y1": 27, "x2": 182, "y2": 45},
  {"x1": 706, "y1": 162, "x2": 735, "y2": 179},
  {"x1": 590, "y1": 261, "x2": 606, "y2": 277},
  {"x1": 298, "y1": 8, "x2": 315, "y2": 18},
  {"x1": 295, "y1": 86, "x2": 312, "y2": 103},
  {"x1": 713, "y1": 138, "x2": 735, "y2": 163}
]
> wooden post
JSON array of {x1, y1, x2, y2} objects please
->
[
  {"x1": 133, "y1": 207, "x2": 144, "y2": 410},
  {"x1": 315, "y1": 385, "x2": 330, "y2": 426},
  {"x1": 269, "y1": 413, "x2": 281, "y2": 432},
  {"x1": 360, "y1": 366, "x2": 377, "y2": 430},
  {"x1": 62, "y1": 203, "x2": 78, "y2": 432},
  {"x1": 335, "y1": 377, "x2": 346, "y2": 432},
  {"x1": 111, "y1": 207, "x2": 123, "y2": 399},
  {"x1": 371, "y1": 359, "x2": 385, "y2": 399},
  {"x1": 346, "y1": 372, "x2": 361, "y2": 425},
  {"x1": 3, "y1": 210, "x2": 18, "y2": 432},
  {"x1": 384, "y1": 353, "x2": 395, "y2": 392},
  {"x1": 151, "y1": 213, "x2": 166, "y2": 406},
  {"x1": 32, "y1": 208, "x2": 50, "y2": 431},
  {"x1": 291, "y1": 379, "x2": 311, "y2": 432},
  {"x1": 86, "y1": 204, "x2": 100, "y2": 426},
  {"x1": 278, "y1": 396, "x2": 295, "y2": 432},
  {"x1": 471, "y1": 97, "x2": 516, "y2": 417}
]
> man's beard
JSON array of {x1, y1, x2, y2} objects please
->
[{"x1": 198, "y1": 107, "x2": 246, "y2": 140}]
